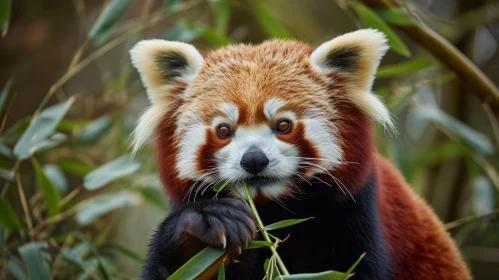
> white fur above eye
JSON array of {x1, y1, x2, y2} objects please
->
[{"x1": 309, "y1": 28, "x2": 395, "y2": 132}]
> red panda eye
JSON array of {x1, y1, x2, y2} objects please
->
[
  {"x1": 217, "y1": 125, "x2": 232, "y2": 139},
  {"x1": 276, "y1": 120, "x2": 291, "y2": 134}
]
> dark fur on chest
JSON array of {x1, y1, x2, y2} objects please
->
[
  {"x1": 142, "y1": 172, "x2": 393, "y2": 280},
  {"x1": 224, "y1": 172, "x2": 393, "y2": 279}
]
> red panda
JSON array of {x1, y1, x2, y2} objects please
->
[{"x1": 129, "y1": 29, "x2": 471, "y2": 279}]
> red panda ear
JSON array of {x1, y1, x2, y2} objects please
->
[
  {"x1": 310, "y1": 29, "x2": 395, "y2": 131},
  {"x1": 129, "y1": 40, "x2": 204, "y2": 154},
  {"x1": 129, "y1": 39, "x2": 204, "y2": 104}
]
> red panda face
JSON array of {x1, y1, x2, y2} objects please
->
[{"x1": 130, "y1": 29, "x2": 394, "y2": 202}]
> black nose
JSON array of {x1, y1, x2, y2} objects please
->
[{"x1": 240, "y1": 149, "x2": 269, "y2": 175}]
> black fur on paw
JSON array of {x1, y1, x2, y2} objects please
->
[{"x1": 173, "y1": 198, "x2": 257, "y2": 254}]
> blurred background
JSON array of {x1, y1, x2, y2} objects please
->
[{"x1": 0, "y1": 0, "x2": 498, "y2": 279}]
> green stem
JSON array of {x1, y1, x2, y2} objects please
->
[{"x1": 243, "y1": 182, "x2": 289, "y2": 276}]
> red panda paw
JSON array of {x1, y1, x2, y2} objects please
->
[{"x1": 174, "y1": 198, "x2": 257, "y2": 255}]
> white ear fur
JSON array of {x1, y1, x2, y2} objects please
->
[
  {"x1": 310, "y1": 29, "x2": 395, "y2": 131},
  {"x1": 129, "y1": 40, "x2": 204, "y2": 154},
  {"x1": 129, "y1": 39, "x2": 204, "y2": 104}
]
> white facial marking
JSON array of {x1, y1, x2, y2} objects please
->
[
  {"x1": 219, "y1": 102, "x2": 239, "y2": 124},
  {"x1": 264, "y1": 98, "x2": 285, "y2": 121},
  {"x1": 177, "y1": 123, "x2": 206, "y2": 179}
]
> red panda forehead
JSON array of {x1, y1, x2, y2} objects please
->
[{"x1": 184, "y1": 40, "x2": 331, "y2": 125}]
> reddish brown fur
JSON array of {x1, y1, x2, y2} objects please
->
[{"x1": 376, "y1": 155, "x2": 471, "y2": 279}]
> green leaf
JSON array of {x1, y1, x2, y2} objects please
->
[
  {"x1": 472, "y1": 176, "x2": 494, "y2": 216},
  {"x1": 218, "y1": 262, "x2": 225, "y2": 280},
  {"x1": 77, "y1": 115, "x2": 113, "y2": 145},
  {"x1": 253, "y1": 4, "x2": 292, "y2": 39},
  {"x1": 97, "y1": 257, "x2": 111, "y2": 280},
  {"x1": 169, "y1": 247, "x2": 225, "y2": 280},
  {"x1": 56, "y1": 158, "x2": 93, "y2": 176},
  {"x1": 211, "y1": 0, "x2": 230, "y2": 36},
  {"x1": 33, "y1": 159, "x2": 61, "y2": 217},
  {"x1": 0, "y1": 79, "x2": 12, "y2": 115},
  {"x1": 18, "y1": 242, "x2": 51, "y2": 280},
  {"x1": 43, "y1": 164, "x2": 68, "y2": 194},
  {"x1": 0, "y1": 0, "x2": 11, "y2": 36},
  {"x1": 354, "y1": 5, "x2": 411, "y2": 57},
  {"x1": 88, "y1": 0, "x2": 130, "y2": 44},
  {"x1": 416, "y1": 106, "x2": 494, "y2": 155},
  {"x1": 373, "y1": 8, "x2": 418, "y2": 26},
  {"x1": 14, "y1": 98, "x2": 74, "y2": 160},
  {"x1": 29, "y1": 133, "x2": 67, "y2": 155},
  {"x1": 263, "y1": 218, "x2": 313, "y2": 231},
  {"x1": 164, "y1": 21, "x2": 199, "y2": 42},
  {"x1": 84, "y1": 155, "x2": 140, "y2": 190},
  {"x1": 213, "y1": 180, "x2": 229, "y2": 192},
  {"x1": 247, "y1": 240, "x2": 274, "y2": 249},
  {"x1": 0, "y1": 143, "x2": 12, "y2": 158},
  {"x1": 377, "y1": 58, "x2": 436, "y2": 78},
  {"x1": 57, "y1": 119, "x2": 90, "y2": 132},
  {"x1": 139, "y1": 187, "x2": 168, "y2": 211},
  {"x1": 76, "y1": 191, "x2": 141, "y2": 225},
  {"x1": 277, "y1": 270, "x2": 349, "y2": 280},
  {"x1": 101, "y1": 242, "x2": 144, "y2": 263},
  {"x1": 342, "y1": 252, "x2": 366, "y2": 280},
  {"x1": 0, "y1": 198, "x2": 22, "y2": 230},
  {"x1": 186, "y1": 22, "x2": 234, "y2": 47},
  {"x1": 7, "y1": 258, "x2": 28, "y2": 280},
  {"x1": 164, "y1": 0, "x2": 182, "y2": 12}
]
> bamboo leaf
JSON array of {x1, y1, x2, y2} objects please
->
[
  {"x1": 416, "y1": 106, "x2": 495, "y2": 154},
  {"x1": 0, "y1": 198, "x2": 22, "y2": 230},
  {"x1": 263, "y1": 218, "x2": 313, "y2": 231},
  {"x1": 169, "y1": 247, "x2": 225, "y2": 280},
  {"x1": 7, "y1": 258, "x2": 28, "y2": 280},
  {"x1": 77, "y1": 115, "x2": 113, "y2": 145},
  {"x1": 43, "y1": 164, "x2": 68, "y2": 194},
  {"x1": 0, "y1": 0, "x2": 11, "y2": 37},
  {"x1": 76, "y1": 192, "x2": 141, "y2": 225},
  {"x1": 278, "y1": 270, "x2": 349, "y2": 280},
  {"x1": 101, "y1": 242, "x2": 144, "y2": 263},
  {"x1": 0, "y1": 143, "x2": 12, "y2": 158},
  {"x1": 213, "y1": 180, "x2": 229, "y2": 192},
  {"x1": 253, "y1": 4, "x2": 292, "y2": 39},
  {"x1": 56, "y1": 158, "x2": 93, "y2": 177},
  {"x1": 211, "y1": 0, "x2": 230, "y2": 36},
  {"x1": 341, "y1": 252, "x2": 366, "y2": 280},
  {"x1": 164, "y1": 0, "x2": 182, "y2": 12},
  {"x1": 164, "y1": 21, "x2": 199, "y2": 42},
  {"x1": 18, "y1": 242, "x2": 51, "y2": 280},
  {"x1": 88, "y1": 0, "x2": 130, "y2": 44},
  {"x1": 472, "y1": 177, "x2": 494, "y2": 216},
  {"x1": 139, "y1": 187, "x2": 168, "y2": 211},
  {"x1": 33, "y1": 158, "x2": 61, "y2": 217},
  {"x1": 218, "y1": 262, "x2": 225, "y2": 280},
  {"x1": 354, "y1": 5, "x2": 411, "y2": 57},
  {"x1": 84, "y1": 155, "x2": 140, "y2": 190},
  {"x1": 373, "y1": 8, "x2": 418, "y2": 26},
  {"x1": 377, "y1": 58, "x2": 436, "y2": 78},
  {"x1": 186, "y1": 22, "x2": 234, "y2": 47},
  {"x1": 247, "y1": 240, "x2": 274, "y2": 249},
  {"x1": 14, "y1": 98, "x2": 74, "y2": 160},
  {"x1": 0, "y1": 79, "x2": 12, "y2": 115}
]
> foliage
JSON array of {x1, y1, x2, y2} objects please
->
[{"x1": 0, "y1": 0, "x2": 498, "y2": 279}]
